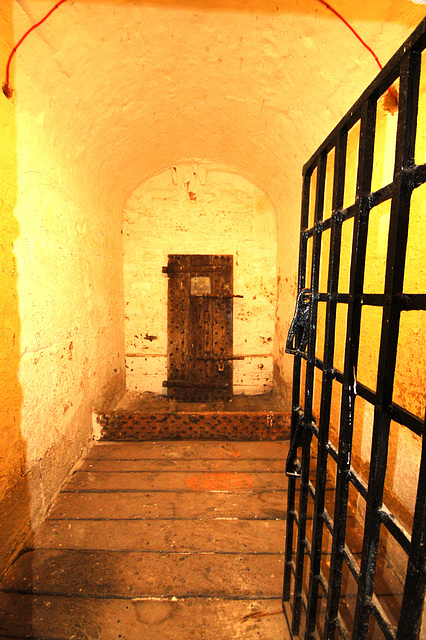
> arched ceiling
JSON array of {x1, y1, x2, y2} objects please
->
[{"x1": 8, "y1": 0, "x2": 426, "y2": 212}]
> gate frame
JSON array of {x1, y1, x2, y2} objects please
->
[{"x1": 283, "y1": 17, "x2": 426, "y2": 640}]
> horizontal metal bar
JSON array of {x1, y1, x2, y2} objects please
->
[
  {"x1": 321, "y1": 217, "x2": 333, "y2": 231},
  {"x1": 322, "y1": 512, "x2": 364, "y2": 596},
  {"x1": 336, "y1": 613, "x2": 352, "y2": 640},
  {"x1": 291, "y1": 349, "x2": 309, "y2": 360},
  {"x1": 355, "y1": 381, "x2": 376, "y2": 406},
  {"x1": 310, "y1": 571, "x2": 354, "y2": 640},
  {"x1": 327, "y1": 443, "x2": 369, "y2": 501},
  {"x1": 361, "y1": 294, "x2": 387, "y2": 306},
  {"x1": 379, "y1": 505, "x2": 411, "y2": 554},
  {"x1": 323, "y1": 508, "x2": 334, "y2": 534},
  {"x1": 343, "y1": 544, "x2": 361, "y2": 584},
  {"x1": 413, "y1": 162, "x2": 426, "y2": 187},
  {"x1": 327, "y1": 441, "x2": 339, "y2": 462},
  {"x1": 303, "y1": 203, "x2": 357, "y2": 234},
  {"x1": 287, "y1": 559, "x2": 297, "y2": 578},
  {"x1": 314, "y1": 357, "x2": 325, "y2": 371},
  {"x1": 397, "y1": 293, "x2": 426, "y2": 311},
  {"x1": 333, "y1": 369, "x2": 345, "y2": 384},
  {"x1": 317, "y1": 293, "x2": 352, "y2": 304},
  {"x1": 370, "y1": 595, "x2": 397, "y2": 640},
  {"x1": 356, "y1": 292, "x2": 426, "y2": 311},
  {"x1": 348, "y1": 466, "x2": 369, "y2": 501},
  {"x1": 304, "y1": 227, "x2": 315, "y2": 238},
  {"x1": 370, "y1": 183, "x2": 394, "y2": 207},
  {"x1": 388, "y1": 403, "x2": 424, "y2": 436},
  {"x1": 368, "y1": 292, "x2": 426, "y2": 312},
  {"x1": 316, "y1": 293, "x2": 352, "y2": 304}
]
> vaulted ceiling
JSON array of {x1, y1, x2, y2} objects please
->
[{"x1": 7, "y1": 0, "x2": 426, "y2": 214}]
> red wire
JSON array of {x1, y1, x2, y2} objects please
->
[
  {"x1": 317, "y1": 0, "x2": 383, "y2": 70},
  {"x1": 3, "y1": 0, "x2": 398, "y2": 107},
  {"x1": 4, "y1": 0, "x2": 68, "y2": 95},
  {"x1": 317, "y1": 0, "x2": 398, "y2": 106}
]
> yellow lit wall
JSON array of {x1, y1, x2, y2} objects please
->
[
  {"x1": 0, "y1": 0, "x2": 27, "y2": 574},
  {"x1": 0, "y1": 0, "x2": 126, "y2": 574}
]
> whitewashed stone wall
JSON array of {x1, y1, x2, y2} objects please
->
[{"x1": 123, "y1": 164, "x2": 277, "y2": 396}]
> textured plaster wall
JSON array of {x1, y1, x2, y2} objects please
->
[
  {"x1": 0, "y1": 0, "x2": 26, "y2": 577},
  {"x1": 123, "y1": 164, "x2": 277, "y2": 395},
  {"x1": 0, "y1": 1, "x2": 126, "y2": 574}
]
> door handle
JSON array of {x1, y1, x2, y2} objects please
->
[{"x1": 285, "y1": 288, "x2": 312, "y2": 355}]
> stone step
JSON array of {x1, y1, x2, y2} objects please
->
[{"x1": 95, "y1": 411, "x2": 291, "y2": 441}]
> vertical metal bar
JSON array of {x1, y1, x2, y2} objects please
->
[
  {"x1": 305, "y1": 132, "x2": 348, "y2": 640},
  {"x1": 284, "y1": 172, "x2": 311, "y2": 608},
  {"x1": 302, "y1": 167, "x2": 314, "y2": 231},
  {"x1": 314, "y1": 154, "x2": 327, "y2": 225},
  {"x1": 396, "y1": 415, "x2": 426, "y2": 640},
  {"x1": 291, "y1": 154, "x2": 326, "y2": 634},
  {"x1": 352, "y1": 49, "x2": 421, "y2": 640},
  {"x1": 324, "y1": 98, "x2": 377, "y2": 640}
]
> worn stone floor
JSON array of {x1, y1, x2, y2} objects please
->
[
  {"x1": 0, "y1": 440, "x2": 291, "y2": 640},
  {"x1": 115, "y1": 390, "x2": 287, "y2": 413}
]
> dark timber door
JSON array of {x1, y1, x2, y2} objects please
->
[
  {"x1": 164, "y1": 254, "x2": 233, "y2": 402},
  {"x1": 283, "y1": 19, "x2": 426, "y2": 640}
]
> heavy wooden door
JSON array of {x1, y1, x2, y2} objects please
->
[{"x1": 164, "y1": 254, "x2": 233, "y2": 402}]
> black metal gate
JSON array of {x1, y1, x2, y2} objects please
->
[{"x1": 284, "y1": 18, "x2": 426, "y2": 640}]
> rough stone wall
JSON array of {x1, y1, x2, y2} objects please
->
[
  {"x1": 123, "y1": 164, "x2": 277, "y2": 396},
  {"x1": 0, "y1": 2, "x2": 126, "y2": 575},
  {"x1": 0, "y1": 0, "x2": 26, "y2": 578}
]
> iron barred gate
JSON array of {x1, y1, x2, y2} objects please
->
[{"x1": 283, "y1": 18, "x2": 426, "y2": 640}]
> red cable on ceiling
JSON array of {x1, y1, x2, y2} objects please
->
[
  {"x1": 317, "y1": 0, "x2": 398, "y2": 107},
  {"x1": 2, "y1": 0, "x2": 398, "y2": 108},
  {"x1": 3, "y1": 0, "x2": 68, "y2": 98}
]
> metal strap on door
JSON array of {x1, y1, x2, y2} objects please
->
[{"x1": 283, "y1": 18, "x2": 426, "y2": 640}]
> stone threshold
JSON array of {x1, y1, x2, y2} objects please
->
[{"x1": 94, "y1": 410, "x2": 291, "y2": 441}]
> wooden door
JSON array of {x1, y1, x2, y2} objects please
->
[{"x1": 164, "y1": 254, "x2": 233, "y2": 402}]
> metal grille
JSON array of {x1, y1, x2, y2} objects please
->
[{"x1": 283, "y1": 18, "x2": 426, "y2": 640}]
